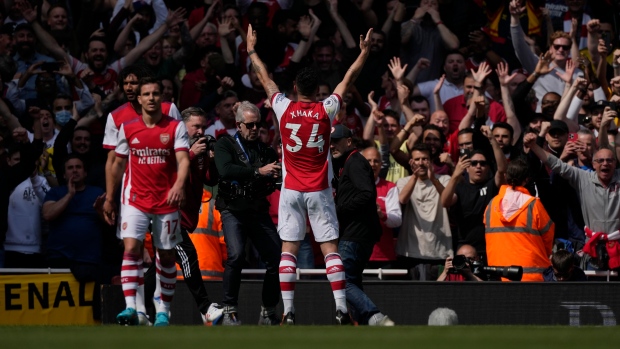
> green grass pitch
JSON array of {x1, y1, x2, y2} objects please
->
[{"x1": 1, "y1": 326, "x2": 619, "y2": 349}]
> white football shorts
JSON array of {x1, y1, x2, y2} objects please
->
[
  {"x1": 120, "y1": 204, "x2": 182, "y2": 250},
  {"x1": 277, "y1": 187, "x2": 339, "y2": 243}
]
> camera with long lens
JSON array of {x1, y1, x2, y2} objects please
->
[{"x1": 471, "y1": 260, "x2": 523, "y2": 281}]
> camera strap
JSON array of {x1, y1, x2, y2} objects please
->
[{"x1": 233, "y1": 134, "x2": 252, "y2": 166}]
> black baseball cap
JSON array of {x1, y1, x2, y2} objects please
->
[
  {"x1": 548, "y1": 120, "x2": 569, "y2": 134},
  {"x1": 330, "y1": 124, "x2": 353, "y2": 139},
  {"x1": 13, "y1": 23, "x2": 34, "y2": 35}
]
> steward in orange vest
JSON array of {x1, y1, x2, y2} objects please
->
[
  {"x1": 177, "y1": 189, "x2": 226, "y2": 280},
  {"x1": 484, "y1": 159, "x2": 554, "y2": 281}
]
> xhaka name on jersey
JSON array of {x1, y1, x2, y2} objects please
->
[
  {"x1": 289, "y1": 109, "x2": 319, "y2": 119},
  {"x1": 131, "y1": 147, "x2": 171, "y2": 165}
]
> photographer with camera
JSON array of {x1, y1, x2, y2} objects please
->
[
  {"x1": 213, "y1": 101, "x2": 282, "y2": 325},
  {"x1": 437, "y1": 245, "x2": 483, "y2": 281}
]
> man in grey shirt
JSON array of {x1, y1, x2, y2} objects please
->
[{"x1": 524, "y1": 133, "x2": 620, "y2": 233}]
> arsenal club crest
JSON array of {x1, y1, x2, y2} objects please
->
[{"x1": 160, "y1": 133, "x2": 170, "y2": 144}]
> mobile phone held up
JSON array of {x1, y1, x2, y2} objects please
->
[
  {"x1": 459, "y1": 148, "x2": 472, "y2": 159},
  {"x1": 568, "y1": 132, "x2": 578, "y2": 143}
]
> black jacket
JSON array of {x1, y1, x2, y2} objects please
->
[
  {"x1": 333, "y1": 150, "x2": 381, "y2": 244},
  {"x1": 214, "y1": 133, "x2": 277, "y2": 212}
]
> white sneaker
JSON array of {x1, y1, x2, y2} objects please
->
[
  {"x1": 369, "y1": 313, "x2": 395, "y2": 326},
  {"x1": 138, "y1": 311, "x2": 152, "y2": 326},
  {"x1": 202, "y1": 303, "x2": 224, "y2": 326}
]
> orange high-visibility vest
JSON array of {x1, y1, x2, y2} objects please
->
[
  {"x1": 176, "y1": 189, "x2": 226, "y2": 280},
  {"x1": 484, "y1": 185, "x2": 554, "y2": 282}
]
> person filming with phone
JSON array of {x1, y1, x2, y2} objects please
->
[{"x1": 441, "y1": 125, "x2": 506, "y2": 257}]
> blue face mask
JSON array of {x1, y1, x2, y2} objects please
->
[{"x1": 55, "y1": 110, "x2": 72, "y2": 126}]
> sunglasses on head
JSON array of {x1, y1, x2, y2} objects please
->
[
  {"x1": 470, "y1": 160, "x2": 487, "y2": 167},
  {"x1": 240, "y1": 121, "x2": 258, "y2": 129},
  {"x1": 553, "y1": 44, "x2": 571, "y2": 51}
]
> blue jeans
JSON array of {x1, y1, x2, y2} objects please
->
[
  {"x1": 221, "y1": 209, "x2": 282, "y2": 308},
  {"x1": 338, "y1": 240, "x2": 380, "y2": 324},
  {"x1": 297, "y1": 234, "x2": 315, "y2": 269}
]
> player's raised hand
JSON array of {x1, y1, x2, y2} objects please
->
[
  {"x1": 247, "y1": 24, "x2": 257, "y2": 52},
  {"x1": 359, "y1": 28, "x2": 373, "y2": 55}
]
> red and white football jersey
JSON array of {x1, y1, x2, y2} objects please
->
[
  {"x1": 116, "y1": 116, "x2": 189, "y2": 214},
  {"x1": 103, "y1": 101, "x2": 181, "y2": 150},
  {"x1": 271, "y1": 93, "x2": 341, "y2": 192}
]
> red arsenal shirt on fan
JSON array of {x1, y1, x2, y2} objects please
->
[
  {"x1": 103, "y1": 101, "x2": 181, "y2": 150},
  {"x1": 271, "y1": 93, "x2": 341, "y2": 192},
  {"x1": 115, "y1": 117, "x2": 189, "y2": 214}
]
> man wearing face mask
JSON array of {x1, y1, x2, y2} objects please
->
[{"x1": 213, "y1": 101, "x2": 282, "y2": 325}]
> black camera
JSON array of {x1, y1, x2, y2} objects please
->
[
  {"x1": 190, "y1": 134, "x2": 217, "y2": 152},
  {"x1": 610, "y1": 102, "x2": 618, "y2": 113},
  {"x1": 472, "y1": 261, "x2": 523, "y2": 281},
  {"x1": 452, "y1": 255, "x2": 470, "y2": 271}
]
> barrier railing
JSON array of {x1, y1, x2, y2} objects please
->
[
  {"x1": 0, "y1": 268, "x2": 408, "y2": 280},
  {"x1": 2, "y1": 269, "x2": 616, "y2": 281}
]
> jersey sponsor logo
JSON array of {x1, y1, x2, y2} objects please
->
[
  {"x1": 324, "y1": 98, "x2": 334, "y2": 107},
  {"x1": 131, "y1": 147, "x2": 171, "y2": 165},
  {"x1": 480, "y1": 187, "x2": 487, "y2": 196},
  {"x1": 289, "y1": 110, "x2": 319, "y2": 119},
  {"x1": 160, "y1": 133, "x2": 170, "y2": 145},
  {"x1": 275, "y1": 94, "x2": 285, "y2": 103},
  {"x1": 131, "y1": 137, "x2": 140, "y2": 144}
]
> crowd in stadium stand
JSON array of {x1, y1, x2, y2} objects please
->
[{"x1": 2, "y1": 0, "x2": 620, "y2": 291}]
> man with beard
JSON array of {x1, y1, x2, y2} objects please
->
[
  {"x1": 396, "y1": 143, "x2": 452, "y2": 280},
  {"x1": 11, "y1": 22, "x2": 59, "y2": 100},
  {"x1": 400, "y1": 0, "x2": 459, "y2": 82},
  {"x1": 19, "y1": 1, "x2": 186, "y2": 96},
  {"x1": 492, "y1": 122, "x2": 521, "y2": 160},
  {"x1": 441, "y1": 126, "x2": 507, "y2": 255}
]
